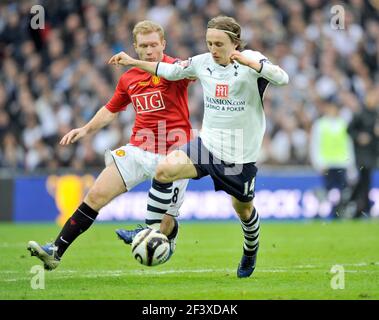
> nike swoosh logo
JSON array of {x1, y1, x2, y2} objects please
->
[{"x1": 60, "y1": 237, "x2": 69, "y2": 244}]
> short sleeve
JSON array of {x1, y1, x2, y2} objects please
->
[{"x1": 105, "y1": 75, "x2": 131, "y2": 113}]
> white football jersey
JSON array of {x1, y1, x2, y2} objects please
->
[{"x1": 157, "y1": 50, "x2": 288, "y2": 163}]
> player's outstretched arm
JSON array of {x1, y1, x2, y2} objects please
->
[
  {"x1": 60, "y1": 106, "x2": 117, "y2": 145},
  {"x1": 109, "y1": 51, "x2": 197, "y2": 81},
  {"x1": 230, "y1": 50, "x2": 289, "y2": 86},
  {"x1": 108, "y1": 51, "x2": 157, "y2": 75}
]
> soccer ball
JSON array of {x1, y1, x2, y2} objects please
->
[{"x1": 131, "y1": 228, "x2": 170, "y2": 266}]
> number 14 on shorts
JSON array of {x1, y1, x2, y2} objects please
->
[{"x1": 243, "y1": 177, "x2": 255, "y2": 196}]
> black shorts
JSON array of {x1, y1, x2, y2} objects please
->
[{"x1": 180, "y1": 137, "x2": 258, "y2": 202}]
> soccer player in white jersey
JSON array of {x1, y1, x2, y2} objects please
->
[{"x1": 109, "y1": 16, "x2": 289, "y2": 277}]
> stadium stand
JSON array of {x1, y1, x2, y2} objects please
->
[{"x1": 1, "y1": 0, "x2": 378, "y2": 171}]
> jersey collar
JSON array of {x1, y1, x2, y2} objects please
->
[
  {"x1": 161, "y1": 54, "x2": 170, "y2": 63},
  {"x1": 211, "y1": 56, "x2": 236, "y2": 70}
]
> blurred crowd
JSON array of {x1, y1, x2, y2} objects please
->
[{"x1": 1, "y1": 0, "x2": 379, "y2": 172}]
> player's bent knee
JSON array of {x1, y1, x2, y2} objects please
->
[
  {"x1": 84, "y1": 186, "x2": 109, "y2": 211},
  {"x1": 155, "y1": 163, "x2": 178, "y2": 183},
  {"x1": 232, "y1": 199, "x2": 253, "y2": 220}
]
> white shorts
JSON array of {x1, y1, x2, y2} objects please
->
[{"x1": 105, "y1": 144, "x2": 188, "y2": 217}]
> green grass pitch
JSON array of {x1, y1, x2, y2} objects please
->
[{"x1": 0, "y1": 220, "x2": 378, "y2": 300}]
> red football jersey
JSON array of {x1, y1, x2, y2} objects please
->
[{"x1": 106, "y1": 54, "x2": 192, "y2": 154}]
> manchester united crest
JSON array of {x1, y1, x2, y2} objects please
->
[
  {"x1": 151, "y1": 75, "x2": 160, "y2": 85},
  {"x1": 115, "y1": 149, "x2": 126, "y2": 157}
]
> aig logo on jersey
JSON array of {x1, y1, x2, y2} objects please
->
[
  {"x1": 215, "y1": 84, "x2": 229, "y2": 98},
  {"x1": 131, "y1": 91, "x2": 166, "y2": 114}
]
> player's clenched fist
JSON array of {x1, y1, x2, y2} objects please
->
[
  {"x1": 230, "y1": 50, "x2": 248, "y2": 65},
  {"x1": 230, "y1": 50, "x2": 261, "y2": 71},
  {"x1": 108, "y1": 51, "x2": 135, "y2": 66}
]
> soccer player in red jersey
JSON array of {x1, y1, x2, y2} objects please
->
[{"x1": 27, "y1": 21, "x2": 193, "y2": 270}]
